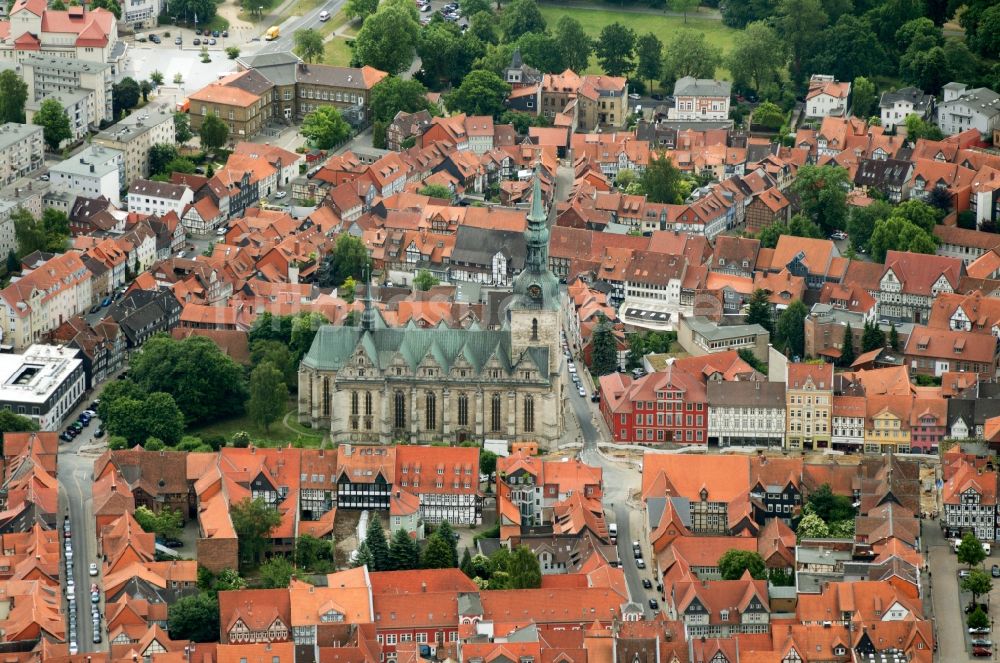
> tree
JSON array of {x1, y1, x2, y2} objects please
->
[
  {"x1": 250, "y1": 340, "x2": 296, "y2": 387},
  {"x1": 259, "y1": 556, "x2": 296, "y2": 588},
  {"x1": 958, "y1": 531, "x2": 988, "y2": 569},
  {"x1": 640, "y1": 154, "x2": 683, "y2": 204},
  {"x1": 468, "y1": 10, "x2": 500, "y2": 45},
  {"x1": 149, "y1": 144, "x2": 179, "y2": 176},
  {"x1": 112, "y1": 77, "x2": 141, "y2": 118},
  {"x1": 789, "y1": 164, "x2": 849, "y2": 233},
  {"x1": 796, "y1": 513, "x2": 830, "y2": 539},
  {"x1": 370, "y1": 76, "x2": 432, "y2": 124},
  {"x1": 290, "y1": 312, "x2": 328, "y2": 361},
  {"x1": 805, "y1": 15, "x2": 885, "y2": 83},
  {"x1": 248, "y1": 361, "x2": 289, "y2": 432},
  {"x1": 889, "y1": 324, "x2": 900, "y2": 351},
  {"x1": 745, "y1": 289, "x2": 772, "y2": 333},
  {"x1": 12, "y1": 208, "x2": 46, "y2": 257},
  {"x1": 5, "y1": 250, "x2": 17, "y2": 276},
  {"x1": 508, "y1": 545, "x2": 542, "y2": 588},
  {"x1": 635, "y1": 33, "x2": 663, "y2": 92},
  {"x1": 868, "y1": 216, "x2": 938, "y2": 262},
  {"x1": 295, "y1": 535, "x2": 335, "y2": 571},
  {"x1": 168, "y1": 593, "x2": 219, "y2": 642},
  {"x1": 317, "y1": 234, "x2": 372, "y2": 287},
  {"x1": 226, "y1": 46, "x2": 241, "y2": 59},
  {"x1": 499, "y1": 0, "x2": 545, "y2": 43},
  {"x1": 727, "y1": 22, "x2": 784, "y2": 94},
  {"x1": 668, "y1": 0, "x2": 699, "y2": 22},
  {"x1": 301, "y1": 106, "x2": 351, "y2": 149},
  {"x1": 230, "y1": 497, "x2": 283, "y2": 568},
  {"x1": 460, "y1": 0, "x2": 492, "y2": 16},
  {"x1": 852, "y1": 76, "x2": 877, "y2": 119},
  {"x1": 150, "y1": 70, "x2": 165, "y2": 87},
  {"x1": 861, "y1": 320, "x2": 885, "y2": 353},
  {"x1": 962, "y1": 569, "x2": 993, "y2": 607},
  {"x1": 353, "y1": 541, "x2": 375, "y2": 568},
  {"x1": 594, "y1": 22, "x2": 636, "y2": 78},
  {"x1": 134, "y1": 505, "x2": 183, "y2": 540},
  {"x1": 418, "y1": 184, "x2": 452, "y2": 199},
  {"x1": 848, "y1": 199, "x2": 892, "y2": 252},
  {"x1": 928, "y1": 186, "x2": 953, "y2": 214},
  {"x1": 139, "y1": 79, "x2": 153, "y2": 103},
  {"x1": 515, "y1": 32, "x2": 566, "y2": 76},
  {"x1": 446, "y1": 70, "x2": 511, "y2": 118},
  {"x1": 174, "y1": 112, "x2": 193, "y2": 143},
  {"x1": 33, "y1": 98, "x2": 71, "y2": 151},
  {"x1": 838, "y1": 323, "x2": 856, "y2": 368},
  {"x1": 969, "y1": 605, "x2": 990, "y2": 630},
  {"x1": 293, "y1": 28, "x2": 326, "y2": 63},
  {"x1": 389, "y1": 528, "x2": 421, "y2": 570},
  {"x1": 355, "y1": 6, "x2": 420, "y2": 75},
  {"x1": 199, "y1": 114, "x2": 229, "y2": 151},
  {"x1": 364, "y1": 513, "x2": 391, "y2": 571},
  {"x1": 973, "y1": 4, "x2": 1000, "y2": 58},
  {"x1": 461, "y1": 547, "x2": 474, "y2": 576},
  {"x1": 90, "y1": 0, "x2": 121, "y2": 17},
  {"x1": 129, "y1": 335, "x2": 249, "y2": 425},
  {"x1": 806, "y1": 484, "x2": 855, "y2": 522},
  {"x1": 554, "y1": 16, "x2": 592, "y2": 72},
  {"x1": 421, "y1": 531, "x2": 457, "y2": 568},
  {"x1": 480, "y1": 450, "x2": 498, "y2": 476},
  {"x1": 0, "y1": 70, "x2": 27, "y2": 124},
  {"x1": 717, "y1": 549, "x2": 767, "y2": 580},
  {"x1": 346, "y1": 0, "x2": 378, "y2": 20},
  {"x1": 774, "y1": 0, "x2": 828, "y2": 81},
  {"x1": 413, "y1": 269, "x2": 440, "y2": 291},
  {"x1": 590, "y1": 314, "x2": 618, "y2": 376},
  {"x1": 436, "y1": 520, "x2": 459, "y2": 566},
  {"x1": 420, "y1": 22, "x2": 484, "y2": 89},
  {"x1": 902, "y1": 113, "x2": 944, "y2": 142},
  {"x1": 774, "y1": 300, "x2": 807, "y2": 358},
  {"x1": 751, "y1": 101, "x2": 785, "y2": 130}
]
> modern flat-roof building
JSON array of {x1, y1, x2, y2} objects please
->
[
  {"x1": 20, "y1": 54, "x2": 114, "y2": 127},
  {"x1": 26, "y1": 89, "x2": 92, "y2": 145},
  {"x1": 0, "y1": 344, "x2": 85, "y2": 429},
  {"x1": 94, "y1": 105, "x2": 176, "y2": 185},
  {"x1": 0, "y1": 123, "x2": 43, "y2": 186},
  {"x1": 677, "y1": 315, "x2": 770, "y2": 361},
  {"x1": 48, "y1": 145, "x2": 124, "y2": 207}
]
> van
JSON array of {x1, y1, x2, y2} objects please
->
[
  {"x1": 608, "y1": 523, "x2": 617, "y2": 543},
  {"x1": 265, "y1": 26, "x2": 280, "y2": 40},
  {"x1": 319, "y1": 10, "x2": 330, "y2": 20}
]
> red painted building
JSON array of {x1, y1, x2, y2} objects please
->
[{"x1": 598, "y1": 364, "x2": 709, "y2": 445}]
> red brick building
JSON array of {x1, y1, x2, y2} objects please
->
[{"x1": 598, "y1": 364, "x2": 709, "y2": 445}]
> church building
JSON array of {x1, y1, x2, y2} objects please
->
[{"x1": 298, "y1": 171, "x2": 564, "y2": 447}]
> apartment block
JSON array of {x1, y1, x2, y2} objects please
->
[
  {"x1": 48, "y1": 145, "x2": 124, "y2": 207},
  {"x1": 0, "y1": 123, "x2": 43, "y2": 186},
  {"x1": 785, "y1": 363, "x2": 833, "y2": 451},
  {"x1": 94, "y1": 105, "x2": 176, "y2": 185},
  {"x1": 20, "y1": 54, "x2": 113, "y2": 126},
  {"x1": 127, "y1": 180, "x2": 193, "y2": 217}
]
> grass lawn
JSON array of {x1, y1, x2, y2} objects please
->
[
  {"x1": 322, "y1": 37, "x2": 354, "y2": 66},
  {"x1": 189, "y1": 401, "x2": 326, "y2": 448},
  {"x1": 319, "y1": 10, "x2": 351, "y2": 36},
  {"x1": 538, "y1": 5, "x2": 736, "y2": 79}
]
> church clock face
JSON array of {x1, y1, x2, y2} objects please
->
[{"x1": 528, "y1": 284, "x2": 542, "y2": 299}]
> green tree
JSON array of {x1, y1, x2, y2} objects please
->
[
  {"x1": 668, "y1": 0, "x2": 699, "y2": 22},
  {"x1": 839, "y1": 323, "x2": 856, "y2": 367},
  {"x1": 969, "y1": 605, "x2": 990, "y2": 630},
  {"x1": 594, "y1": 22, "x2": 636, "y2": 77},
  {"x1": 41, "y1": 208, "x2": 69, "y2": 245},
  {"x1": 848, "y1": 199, "x2": 892, "y2": 252},
  {"x1": 112, "y1": 77, "x2": 141, "y2": 118},
  {"x1": 889, "y1": 324, "x2": 900, "y2": 351},
  {"x1": 640, "y1": 153, "x2": 682, "y2": 204},
  {"x1": 554, "y1": 16, "x2": 592, "y2": 72},
  {"x1": 499, "y1": 0, "x2": 545, "y2": 42},
  {"x1": 230, "y1": 497, "x2": 283, "y2": 568},
  {"x1": 515, "y1": 32, "x2": 565, "y2": 75},
  {"x1": 129, "y1": 335, "x2": 249, "y2": 425},
  {"x1": 774, "y1": 0, "x2": 827, "y2": 81},
  {"x1": 973, "y1": 4, "x2": 1000, "y2": 58},
  {"x1": 355, "y1": 6, "x2": 420, "y2": 75},
  {"x1": 90, "y1": 0, "x2": 121, "y2": 17},
  {"x1": 796, "y1": 512, "x2": 830, "y2": 539},
  {"x1": 745, "y1": 289, "x2": 772, "y2": 333},
  {"x1": 33, "y1": 98, "x2": 71, "y2": 151},
  {"x1": 149, "y1": 144, "x2": 179, "y2": 176},
  {"x1": 851, "y1": 76, "x2": 878, "y2": 119},
  {"x1": 370, "y1": 76, "x2": 433, "y2": 124},
  {"x1": 717, "y1": 549, "x2": 767, "y2": 580},
  {"x1": 0, "y1": 70, "x2": 27, "y2": 124},
  {"x1": 720, "y1": 0, "x2": 775, "y2": 27},
  {"x1": 902, "y1": 113, "x2": 944, "y2": 142},
  {"x1": 0, "y1": 410, "x2": 39, "y2": 456},
  {"x1": 250, "y1": 339, "x2": 296, "y2": 387},
  {"x1": 751, "y1": 101, "x2": 785, "y2": 130},
  {"x1": 868, "y1": 216, "x2": 937, "y2": 263},
  {"x1": 774, "y1": 300, "x2": 807, "y2": 357},
  {"x1": 806, "y1": 484, "x2": 855, "y2": 522},
  {"x1": 727, "y1": 21, "x2": 785, "y2": 94},
  {"x1": 590, "y1": 314, "x2": 618, "y2": 376},
  {"x1": 634, "y1": 33, "x2": 663, "y2": 92},
  {"x1": 365, "y1": 513, "x2": 391, "y2": 571},
  {"x1": 480, "y1": 449, "x2": 498, "y2": 476},
  {"x1": 861, "y1": 320, "x2": 885, "y2": 353},
  {"x1": 468, "y1": 10, "x2": 500, "y2": 45},
  {"x1": 353, "y1": 541, "x2": 374, "y2": 568},
  {"x1": 295, "y1": 535, "x2": 335, "y2": 571},
  {"x1": 346, "y1": 0, "x2": 378, "y2": 20},
  {"x1": 789, "y1": 164, "x2": 849, "y2": 233},
  {"x1": 199, "y1": 114, "x2": 229, "y2": 151},
  {"x1": 421, "y1": 531, "x2": 457, "y2": 568},
  {"x1": 226, "y1": 46, "x2": 241, "y2": 59},
  {"x1": 294, "y1": 29, "x2": 326, "y2": 63},
  {"x1": 460, "y1": 547, "x2": 474, "y2": 576},
  {"x1": 892, "y1": 199, "x2": 942, "y2": 232},
  {"x1": 167, "y1": 593, "x2": 219, "y2": 642},
  {"x1": 12, "y1": 208, "x2": 46, "y2": 257},
  {"x1": 259, "y1": 556, "x2": 296, "y2": 588},
  {"x1": 174, "y1": 112, "x2": 193, "y2": 143},
  {"x1": 248, "y1": 361, "x2": 289, "y2": 432},
  {"x1": 317, "y1": 234, "x2": 372, "y2": 287},
  {"x1": 962, "y1": 569, "x2": 993, "y2": 607},
  {"x1": 420, "y1": 22, "x2": 484, "y2": 88},
  {"x1": 445, "y1": 69, "x2": 511, "y2": 118},
  {"x1": 460, "y1": 0, "x2": 491, "y2": 16},
  {"x1": 508, "y1": 545, "x2": 542, "y2": 589},
  {"x1": 389, "y1": 528, "x2": 421, "y2": 570},
  {"x1": 139, "y1": 79, "x2": 153, "y2": 103},
  {"x1": 5, "y1": 250, "x2": 17, "y2": 276},
  {"x1": 418, "y1": 184, "x2": 452, "y2": 199},
  {"x1": 661, "y1": 29, "x2": 721, "y2": 86},
  {"x1": 103, "y1": 391, "x2": 185, "y2": 446},
  {"x1": 436, "y1": 520, "x2": 459, "y2": 566},
  {"x1": 150, "y1": 70, "x2": 165, "y2": 87},
  {"x1": 958, "y1": 531, "x2": 988, "y2": 569},
  {"x1": 301, "y1": 106, "x2": 351, "y2": 149},
  {"x1": 290, "y1": 312, "x2": 328, "y2": 361},
  {"x1": 414, "y1": 269, "x2": 440, "y2": 291},
  {"x1": 134, "y1": 505, "x2": 183, "y2": 540},
  {"x1": 805, "y1": 15, "x2": 885, "y2": 83}
]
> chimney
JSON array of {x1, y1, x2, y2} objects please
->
[{"x1": 422, "y1": 582, "x2": 427, "y2": 592}]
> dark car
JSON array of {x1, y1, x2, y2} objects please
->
[
  {"x1": 149, "y1": 34, "x2": 161, "y2": 43},
  {"x1": 89, "y1": 304, "x2": 101, "y2": 314},
  {"x1": 642, "y1": 579, "x2": 652, "y2": 589},
  {"x1": 194, "y1": 28, "x2": 202, "y2": 35},
  {"x1": 992, "y1": 565, "x2": 999, "y2": 578},
  {"x1": 212, "y1": 29, "x2": 220, "y2": 37},
  {"x1": 973, "y1": 645, "x2": 992, "y2": 657},
  {"x1": 60, "y1": 431, "x2": 73, "y2": 442},
  {"x1": 69, "y1": 422, "x2": 83, "y2": 432},
  {"x1": 94, "y1": 427, "x2": 105, "y2": 438},
  {"x1": 648, "y1": 599, "x2": 659, "y2": 610},
  {"x1": 192, "y1": 37, "x2": 201, "y2": 45},
  {"x1": 222, "y1": 30, "x2": 229, "y2": 37}
]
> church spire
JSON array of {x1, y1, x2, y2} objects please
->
[{"x1": 361, "y1": 268, "x2": 375, "y2": 331}]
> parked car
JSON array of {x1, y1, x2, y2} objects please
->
[
  {"x1": 94, "y1": 427, "x2": 105, "y2": 438},
  {"x1": 174, "y1": 36, "x2": 182, "y2": 45},
  {"x1": 642, "y1": 579, "x2": 652, "y2": 589},
  {"x1": 973, "y1": 645, "x2": 992, "y2": 657},
  {"x1": 39, "y1": 174, "x2": 49, "y2": 181},
  {"x1": 91, "y1": 591, "x2": 100, "y2": 604},
  {"x1": 961, "y1": 569, "x2": 973, "y2": 578},
  {"x1": 274, "y1": 190, "x2": 287, "y2": 199},
  {"x1": 222, "y1": 30, "x2": 229, "y2": 37},
  {"x1": 992, "y1": 564, "x2": 999, "y2": 578},
  {"x1": 212, "y1": 29, "x2": 220, "y2": 37},
  {"x1": 149, "y1": 33, "x2": 161, "y2": 43},
  {"x1": 636, "y1": 558, "x2": 645, "y2": 569},
  {"x1": 970, "y1": 627, "x2": 992, "y2": 634},
  {"x1": 101, "y1": 296, "x2": 112, "y2": 307},
  {"x1": 89, "y1": 563, "x2": 98, "y2": 577},
  {"x1": 89, "y1": 304, "x2": 101, "y2": 314},
  {"x1": 972, "y1": 639, "x2": 993, "y2": 647},
  {"x1": 648, "y1": 599, "x2": 659, "y2": 610},
  {"x1": 192, "y1": 37, "x2": 201, "y2": 45},
  {"x1": 577, "y1": 387, "x2": 586, "y2": 397}
]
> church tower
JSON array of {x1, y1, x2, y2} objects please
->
[{"x1": 509, "y1": 167, "x2": 561, "y2": 376}]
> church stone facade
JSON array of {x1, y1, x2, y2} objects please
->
[{"x1": 298, "y1": 172, "x2": 564, "y2": 448}]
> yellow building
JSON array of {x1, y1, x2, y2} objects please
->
[
  {"x1": 785, "y1": 363, "x2": 833, "y2": 451},
  {"x1": 864, "y1": 397, "x2": 912, "y2": 454}
]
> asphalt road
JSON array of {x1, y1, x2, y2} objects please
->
[
  {"x1": 257, "y1": 0, "x2": 348, "y2": 54},
  {"x1": 59, "y1": 401, "x2": 107, "y2": 653}
]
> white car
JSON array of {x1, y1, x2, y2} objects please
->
[
  {"x1": 274, "y1": 191, "x2": 287, "y2": 199},
  {"x1": 319, "y1": 9, "x2": 330, "y2": 19},
  {"x1": 216, "y1": 226, "x2": 228, "y2": 236},
  {"x1": 65, "y1": 584, "x2": 75, "y2": 599},
  {"x1": 89, "y1": 563, "x2": 98, "y2": 577},
  {"x1": 69, "y1": 644, "x2": 78, "y2": 655},
  {"x1": 577, "y1": 387, "x2": 586, "y2": 397}
]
